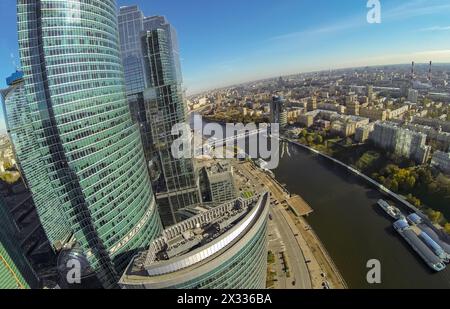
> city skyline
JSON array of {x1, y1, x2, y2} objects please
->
[
  {"x1": 1, "y1": 0, "x2": 450, "y2": 133},
  {"x1": 2, "y1": 1, "x2": 450, "y2": 90}
]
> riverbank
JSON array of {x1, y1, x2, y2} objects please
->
[
  {"x1": 272, "y1": 141, "x2": 450, "y2": 288},
  {"x1": 282, "y1": 136, "x2": 450, "y2": 245},
  {"x1": 291, "y1": 130, "x2": 450, "y2": 231},
  {"x1": 235, "y1": 160, "x2": 347, "y2": 289}
]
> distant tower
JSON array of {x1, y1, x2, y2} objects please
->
[
  {"x1": 366, "y1": 85, "x2": 374, "y2": 102},
  {"x1": 278, "y1": 76, "x2": 285, "y2": 88},
  {"x1": 428, "y1": 61, "x2": 433, "y2": 84},
  {"x1": 271, "y1": 96, "x2": 287, "y2": 128},
  {"x1": 411, "y1": 61, "x2": 415, "y2": 81}
]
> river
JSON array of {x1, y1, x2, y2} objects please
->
[
  {"x1": 191, "y1": 114, "x2": 450, "y2": 288},
  {"x1": 274, "y1": 141, "x2": 450, "y2": 288}
]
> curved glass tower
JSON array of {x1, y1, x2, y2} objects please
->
[
  {"x1": 17, "y1": 0, "x2": 162, "y2": 287},
  {"x1": 120, "y1": 193, "x2": 270, "y2": 289}
]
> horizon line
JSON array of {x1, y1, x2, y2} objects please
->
[{"x1": 187, "y1": 61, "x2": 450, "y2": 96}]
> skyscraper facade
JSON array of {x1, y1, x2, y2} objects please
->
[
  {"x1": 142, "y1": 27, "x2": 200, "y2": 227},
  {"x1": 118, "y1": 6, "x2": 200, "y2": 227},
  {"x1": 118, "y1": 6, "x2": 154, "y2": 175},
  {"x1": 2, "y1": 72, "x2": 72, "y2": 248},
  {"x1": 271, "y1": 96, "x2": 287, "y2": 128},
  {"x1": 118, "y1": 5, "x2": 146, "y2": 95},
  {"x1": 119, "y1": 193, "x2": 270, "y2": 289},
  {"x1": 16, "y1": 0, "x2": 162, "y2": 287},
  {"x1": 0, "y1": 196, "x2": 38, "y2": 289}
]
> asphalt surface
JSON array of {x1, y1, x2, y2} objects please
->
[{"x1": 271, "y1": 205, "x2": 312, "y2": 289}]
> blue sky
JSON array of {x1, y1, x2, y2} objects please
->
[{"x1": 1, "y1": 0, "x2": 450, "y2": 131}]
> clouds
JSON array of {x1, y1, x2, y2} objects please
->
[
  {"x1": 418, "y1": 26, "x2": 450, "y2": 32},
  {"x1": 270, "y1": 0, "x2": 450, "y2": 43}
]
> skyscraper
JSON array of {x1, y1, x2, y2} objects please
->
[
  {"x1": 0, "y1": 195, "x2": 38, "y2": 289},
  {"x1": 141, "y1": 26, "x2": 200, "y2": 227},
  {"x1": 271, "y1": 96, "x2": 287, "y2": 128},
  {"x1": 119, "y1": 192, "x2": 270, "y2": 289},
  {"x1": 16, "y1": 0, "x2": 162, "y2": 287},
  {"x1": 118, "y1": 6, "x2": 200, "y2": 227},
  {"x1": 118, "y1": 5, "x2": 146, "y2": 95},
  {"x1": 2, "y1": 71, "x2": 72, "y2": 248}
]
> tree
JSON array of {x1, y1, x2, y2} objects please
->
[
  {"x1": 427, "y1": 209, "x2": 443, "y2": 224},
  {"x1": 301, "y1": 129, "x2": 308, "y2": 138},
  {"x1": 406, "y1": 194, "x2": 421, "y2": 207},
  {"x1": 405, "y1": 175, "x2": 416, "y2": 190},
  {"x1": 427, "y1": 182, "x2": 439, "y2": 194},
  {"x1": 3, "y1": 162, "x2": 12, "y2": 170},
  {"x1": 445, "y1": 223, "x2": 450, "y2": 235},
  {"x1": 306, "y1": 135, "x2": 314, "y2": 145},
  {"x1": 390, "y1": 179, "x2": 399, "y2": 192},
  {"x1": 315, "y1": 135, "x2": 323, "y2": 144}
]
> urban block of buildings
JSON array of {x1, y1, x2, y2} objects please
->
[{"x1": 370, "y1": 122, "x2": 431, "y2": 164}]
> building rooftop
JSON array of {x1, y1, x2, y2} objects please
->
[{"x1": 120, "y1": 192, "x2": 269, "y2": 284}]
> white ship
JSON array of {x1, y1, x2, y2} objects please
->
[{"x1": 377, "y1": 199, "x2": 404, "y2": 220}]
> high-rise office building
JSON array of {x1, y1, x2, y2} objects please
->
[
  {"x1": 141, "y1": 26, "x2": 200, "y2": 227},
  {"x1": 118, "y1": 7, "x2": 155, "y2": 177},
  {"x1": 119, "y1": 6, "x2": 200, "y2": 227},
  {"x1": 118, "y1": 5, "x2": 146, "y2": 95},
  {"x1": 0, "y1": 195, "x2": 38, "y2": 289},
  {"x1": 1, "y1": 71, "x2": 72, "y2": 248},
  {"x1": 143, "y1": 16, "x2": 182, "y2": 84},
  {"x1": 271, "y1": 96, "x2": 287, "y2": 128},
  {"x1": 119, "y1": 192, "x2": 270, "y2": 289},
  {"x1": 199, "y1": 161, "x2": 237, "y2": 205},
  {"x1": 16, "y1": 0, "x2": 162, "y2": 287}
]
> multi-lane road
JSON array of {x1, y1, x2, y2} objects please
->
[{"x1": 270, "y1": 204, "x2": 312, "y2": 289}]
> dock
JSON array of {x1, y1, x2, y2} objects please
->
[
  {"x1": 234, "y1": 160, "x2": 347, "y2": 289},
  {"x1": 286, "y1": 195, "x2": 313, "y2": 217}
]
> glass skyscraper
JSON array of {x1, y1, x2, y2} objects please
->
[
  {"x1": 0, "y1": 195, "x2": 38, "y2": 289},
  {"x1": 118, "y1": 6, "x2": 200, "y2": 227},
  {"x1": 16, "y1": 0, "x2": 162, "y2": 287},
  {"x1": 118, "y1": 5, "x2": 146, "y2": 95},
  {"x1": 2, "y1": 72, "x2": 72, "y2": 248},
  {"x1": 142, "y1": 26, "x2": 200, "y2": 227},
  {"x1": 120, "y1": 193, "x2": 270, "y2": 289}
]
